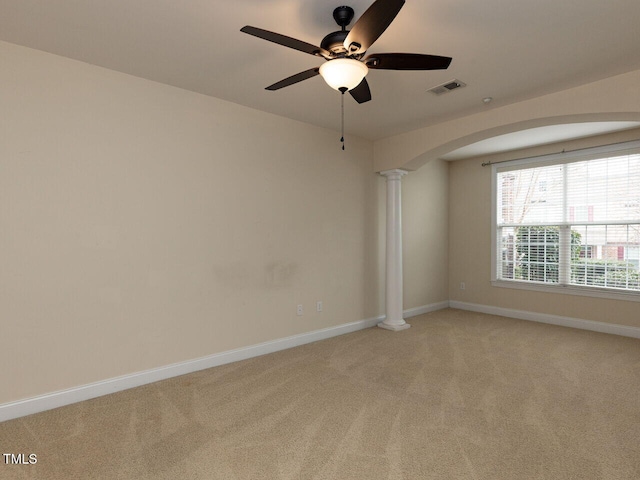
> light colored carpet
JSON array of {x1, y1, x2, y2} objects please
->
[{"x1": 2, "y1": 308, "x2": 640, "y2": 479}]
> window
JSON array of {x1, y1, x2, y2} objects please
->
[{"x1": 492, "y1": 140, "x2": 640, "y2": 298}]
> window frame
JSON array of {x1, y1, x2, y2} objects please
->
[{"x1": 491, "y1": 139, "x2": 640, "y2": 303}]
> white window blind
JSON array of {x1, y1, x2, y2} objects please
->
[{"x1": 494, "y1": 141, "x2": 640, "y2": 293}]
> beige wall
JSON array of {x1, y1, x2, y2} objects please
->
[
  {"x1": 448, "y1": 128, "x2": 640, "y2": 328},
  {"x1": 0, "y1": 42, "x2": 385, "y2": 404},
  {"x1": 402, "y1": 160, "x2": 449, "y2": 308}
]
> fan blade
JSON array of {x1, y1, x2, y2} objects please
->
[
  {"x1": 241, "y1": 26, "x2": 332, "y2": 59},
  {"x1": 365, "y1": 53, "x2": 452, "y2": 70},
  {"x1": 344, "y1": 0, "x2": 405, "y2": 55},
  {"x1": 349, "y1": 78, "x2": 372, "y2": 104},
  {"x1": 265, "y1": 68, "x2": 320, "y2": 91}
]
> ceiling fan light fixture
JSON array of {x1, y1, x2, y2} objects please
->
[{"x1": 319, "y1": 58, "x2": 369, "y2": 92}]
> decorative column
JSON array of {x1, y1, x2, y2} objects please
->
[{"x1": 378, "y1": 169, "x2": 410, "y2": 331}]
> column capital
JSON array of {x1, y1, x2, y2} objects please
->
[{"x1": 379, "y1": 169, "x2": 409, "y2": 180}]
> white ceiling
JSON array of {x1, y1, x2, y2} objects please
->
[{"x1": 2, "y1": 0, "x2": 640, "y2": 151}]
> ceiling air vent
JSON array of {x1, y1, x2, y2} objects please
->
[{"x1": 428, "y1": 79, "x2": 466, "y2": 95}]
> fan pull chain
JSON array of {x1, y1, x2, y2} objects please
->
[{"x1": 340, "y1": 90, "x2": 345, "y2": 150}]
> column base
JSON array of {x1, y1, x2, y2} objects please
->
[{"x1": 377, "y1": 321, "x2": 411, "y2": 332}]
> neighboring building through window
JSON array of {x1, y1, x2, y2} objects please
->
[{"x1": 492, "y1": 140, "x2": 640, "y2": 296}]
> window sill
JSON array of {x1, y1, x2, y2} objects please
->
[{"x1": 491, "y1": 279, "x2": 640, "y2": 303}]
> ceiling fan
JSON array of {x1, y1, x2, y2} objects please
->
[{"x1": 240, "y1": 0, "x2": 452, "y2": 104}]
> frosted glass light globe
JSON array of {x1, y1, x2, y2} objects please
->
[{"x1": 319, "y1": 58, "x2": 369, "y2": 91}]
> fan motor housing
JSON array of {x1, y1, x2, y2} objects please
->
[
  {"x1": 322, "y1": 6, "x2": 355, "y2": 55},
  {"x1": 321, "y1": 30, "x2": 349, "y2": 54}
]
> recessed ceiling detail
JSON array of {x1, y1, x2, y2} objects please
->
[{"x1": 440, "y1": 122, "x2": 640, "y2": 161}]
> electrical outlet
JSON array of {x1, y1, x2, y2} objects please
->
[
  {"x1": 297, "y1": 305, "x2": 303, "y2": 316},
  {"x1": 316, "y1": 301, "x2": 323, "y2": 312},
  {"x1": 460, "y1": 282, "x2": 466, "y2": 290}
]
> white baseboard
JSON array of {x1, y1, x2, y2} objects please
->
[
  {"x1": 0, "y1": 315, "x2": 378, "y2": 423},
  {"x1": 0, "y1": 301, "x2": 449, "y2": 423},
  {"x1": 449, "y1": 300, "x2": 640, "y2": 339},
  {"x1": 5, "y1": 299, "x2": 636, "y2": 423},
  {"x1": 403, "y1": 301, "x2": 450, "y2": 318}
]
